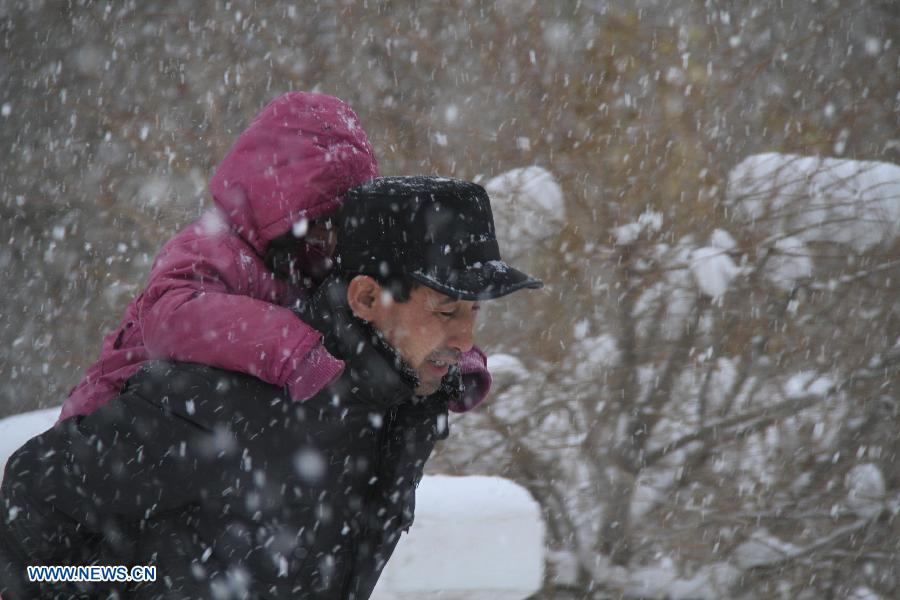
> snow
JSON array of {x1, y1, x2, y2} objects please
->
[
  {"x1": 849, "y1": 586, "x2": 884, "y2": 600},
  {"x1": 690, "y1": 247, "x2": 740, "y2": 298},
  {"x1": 291, "y1": 218, "x2": 309, "y2": 237},
  {"x1": 0, "y1": 406, "x2": 58, "y2": 478},
  {"x1": 373, "y1": 475, "x2": 544, "y2": 600},
  {"x1": 444, "y1": 105, "x2": 459, "y2": 123},
  {"x1": 486, "y1": 353, "x2": 529, "y2": 381},
  {"x1": 613, "y1": 223, "x2": 642, "y2": 245},
  {"x1": 629, "y1": 240, "x2": 698, "y2": 339},
  {"x1": 580, "y1": 553, "x2": 740, "y2": 600},
  {"x1": 625, "y1": 557, "x2": 742, "y2": 600},
  {"x1": 845, "y1": 463, "x2": 886, "y2": 518},
  {"x1": 293, "y1": 447, "x2": 326, "y2": 483},
  {"x1": 732, "y1": 529, "x2": 802, "y2": 569},
  {"x1": 710, "y1": 228, "x2": 737, "y2": 251},
  {"x1": 864, "y1": 37, "x2": 882, "y2": 56},
  {"x1": 485, "y1": 259, "x2": 509, "y2": 273},
  {"x1": 727, "y1": 153, "x2": 900, "y2": 253},
  {"x1": 629, "y1": 470, "x2": 674, "y2": 520},
  {"x1": 194, "y1": 207, "x2": 230, "y2": 237},
  {"x1": 784, "y1": 371, "x2": 834, "y2": 398},
  {"x1": 484, "y1": 166, "x2": 565, "y2": 260},
  {"x1": 766, "y1": 236, "x2": 813, "y2": 290},
  {"x1": 573, "y1": 334, "x2": 619, "y2": 381},
  {"x1": 613, "y1": 210, "x2": 664, "y2": 245}
]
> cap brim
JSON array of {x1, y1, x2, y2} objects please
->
[{"x1": 410, "y1": 260, "x2": 543, "y2": 301}]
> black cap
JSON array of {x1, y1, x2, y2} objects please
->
[{"x1": 335, "y1": 176, "x2": 543, "y2": 300}]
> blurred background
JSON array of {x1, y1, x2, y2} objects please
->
[{"x1": 1, "y1": 1, "x2": 898, "y2": 598}]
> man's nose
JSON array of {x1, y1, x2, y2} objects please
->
[{"x1": 448, "y1": 311, "x2": 476, "y2": 355}]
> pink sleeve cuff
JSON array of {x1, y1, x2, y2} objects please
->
[
  {"x1": 451, "y1": 346, "x2": 492, "y2": 413},
  {"x1": 287, "y1": 341, "x2": 345, "y2": 402}
]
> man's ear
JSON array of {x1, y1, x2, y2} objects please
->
[{"x1": 347, "y1": 275, "x2": 381, "y2": 321}]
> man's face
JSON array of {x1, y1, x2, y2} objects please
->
[{"x1": 362, "y1": 281, "x2": 480, "y2": 396}]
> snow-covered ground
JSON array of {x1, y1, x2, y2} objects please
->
[
  {"x1": 0, "y1": 408, "x2": 544, "y2": 599},
  {"x1": 0, "y1": 405, "x2": 59, "y2": 476},
  {"x1": 373, "y1": 475, "x2": 544, "y2": 600}
]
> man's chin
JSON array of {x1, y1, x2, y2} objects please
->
[{"x1": 414, "y1": 378, "x2": 441, "y2": 397}]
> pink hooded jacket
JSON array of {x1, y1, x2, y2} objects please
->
[{"x1": 58, "y1": 92, "x2": 491, "y2": 421}]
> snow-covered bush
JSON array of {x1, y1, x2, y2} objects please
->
[{"x1": 433, "y1": 155, "x2": 899, "y2": 599}]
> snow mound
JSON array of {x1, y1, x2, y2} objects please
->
[
  {"x1": 0, "y1": 406, "x2": 58, "y2": 478},
  {"x1": 372, "y1": 474, "x2": 545, "y2": 599},
  {"x1": 727, "y1": 153, "x2": 900, "y2": 253}
]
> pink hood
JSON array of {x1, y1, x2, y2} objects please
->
[{"x1": 209, "y1": 92, "x2": 378, "y2": 255}]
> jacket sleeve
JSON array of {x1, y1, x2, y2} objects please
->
[
  {"x1": 137, "y1": 234, "x2": 344, "y2": 394},
  {"x1": 0, "y1": 371, "x2": 211, "y2": 598}
]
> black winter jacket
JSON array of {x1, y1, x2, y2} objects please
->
[{"x1": 0, "y1": 279, "x2": 452, "y2": 599}]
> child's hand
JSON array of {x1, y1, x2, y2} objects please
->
[{"x1": 293, "y1": 275, "x2": 343, "y2": 357}]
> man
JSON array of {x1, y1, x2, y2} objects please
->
[{"x1": 0, "y1": 176, "x2": 542, "y2": 599}]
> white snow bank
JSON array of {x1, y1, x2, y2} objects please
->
[
  {"x1": 727, "y1": 153, "x2": 900, "y2": 252},
  {"x1": 0, "y1": 406, "x2": 58, "y2": 477},
  {"x1": 0, "y1": 410, "x2": 545, "y2": 600},
  {"x1": 373, "y1": 475, "x2": 545, "y2": 600}
]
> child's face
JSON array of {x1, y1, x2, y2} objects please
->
[
  {"x1": 297, "y1": 218, "x2": 338, "y2": 284},
  {"x1": 306, "y1": 218, "x2": 338, "y2": 257}
]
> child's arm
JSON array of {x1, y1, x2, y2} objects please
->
[{"x1": 137, "y1": 235, "x2": 344, "y2": 401}]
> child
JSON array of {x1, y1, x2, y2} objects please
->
[{"x1": 59, "y1": 92, "x2": 491, "y2": 421}]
